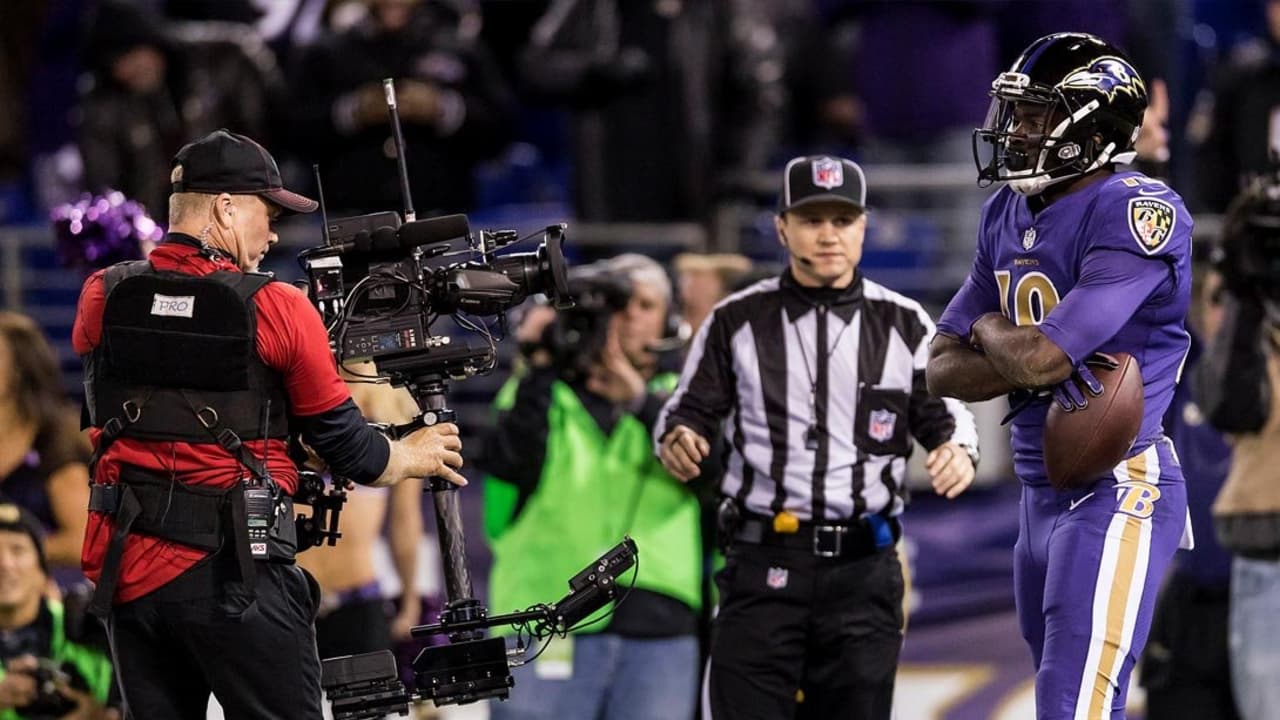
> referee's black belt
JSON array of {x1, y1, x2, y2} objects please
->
[{"x1": 734, "y1": 513, "x2": 900, "y2": 559}]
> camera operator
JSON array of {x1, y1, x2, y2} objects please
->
[
  {"x1": 71, "y1": 129, "x2": 465, "y2": 719},
  {"x1": 480, "y1": 255, "x2": 702, "y2": 720},
  {"x1": 0, "y1": 504, "x2": 116, "y2": 720},
  {"x1": 1198, "y1": 174, "x2": 1280, "y2": 720}
]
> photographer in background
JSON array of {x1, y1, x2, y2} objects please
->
[
  {"x1": 72, "y1": 129, "x2": 466, "y2": 718},
  {"x1": 291, "y1": 0, "x2": 513, "y2": 215},
  {"x1": 1140, "y1": 245, "x2": 1240, "y2": 720},
  {"x1": 77, "y1": 0, "x2": 285, "y2": 215},
  {"x1": 480, "y1": 255, "x2": 702, "y2": 720},
  {"x1": 0, "y1": 504, "x2": 115, "y2": 720},
  {"x1": 1199, "y1": 170, "x2": 1280, "y2": 720}
]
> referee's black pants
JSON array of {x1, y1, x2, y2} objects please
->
[
  {"x1": 104, "y1": 545, "x2": 325, "y2": 719},
  {"x1": 707, "y1": 543, "x2": 904, "y2": 720}
]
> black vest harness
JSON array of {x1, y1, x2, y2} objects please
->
[
  {"x1": 84, "y1": 260, "x2": 295, "y2": 617},
  {"x1": 85, "y1": 260, "x2": 289, "y2": 451}
]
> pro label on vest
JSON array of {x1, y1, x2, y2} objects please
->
[{"x1": 151, "y1": 294, "x2": 195, "y2": 318}]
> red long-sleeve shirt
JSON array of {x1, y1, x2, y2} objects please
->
[{"x1": 73, "y1": 241, "x2": 350, "y2": 602}]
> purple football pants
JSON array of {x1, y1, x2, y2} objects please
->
[{"x1": 1015, "y1": 438, "x2": 1187, "y2": 720}]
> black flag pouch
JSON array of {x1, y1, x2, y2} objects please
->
[{"x1": 716, "y1": 497, "x2": 742, "y2": 551}]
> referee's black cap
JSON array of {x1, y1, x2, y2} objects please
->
[{"x1": 778, "y1": 156, "x2": 866, "y2": 215}]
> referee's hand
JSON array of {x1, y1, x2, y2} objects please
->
[
  {"x1": 659, "y1": 425, "x2": 710, "y2": 482},
  {"x1": 926, "y1": 441, "x2": 975, "y2": 499}
]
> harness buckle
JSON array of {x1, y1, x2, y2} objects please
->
[
  {"x1": 216, "y1": 428, "x2": 244, "y2": 452},
  {"x1": 100, "y1": 416, "x2": 124, "y2": 440}
]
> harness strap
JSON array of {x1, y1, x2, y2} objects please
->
[
  {"x1": 87, "y1": 468, "x2": 259, "y2": 616},
  {"x1": 88, "y1": 486, "x2": 141, "y2": 619}
]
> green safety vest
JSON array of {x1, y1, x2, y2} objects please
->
[
  {"x1": 0, "y1": 599, "x2": 114, "y2": 719},
  {"x1": 485, "y1": 374, "x2": 702, "y2": 634}
]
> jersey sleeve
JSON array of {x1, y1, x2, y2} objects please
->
[
  {"x1": 1038, "y1": 177, "x2": 1191, "y2": 365},
  {"x1": 1085, "y1": 177, "x2": 1191, "y2": 262},
  {"x1": 253, "y1": 282, "x2": 352, "y2": 417},
  {"x1": 937, "y1": 198, "x2": 1002, "y2": 340}
]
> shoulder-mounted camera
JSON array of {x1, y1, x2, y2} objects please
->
[{"x1": 1216, "y1": 160, "x2": 1280, "y2": 312}]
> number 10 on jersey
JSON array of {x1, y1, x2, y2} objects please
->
[{"x1": 995, "y1": 270, "x2": 1062, "y2": 327}]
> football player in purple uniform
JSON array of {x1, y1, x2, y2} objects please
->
[{"x1": 926, "y1": 33, "x2": 1192, "y2": 720}]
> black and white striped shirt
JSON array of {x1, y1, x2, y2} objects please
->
[{"x1": 655, "y1": 270, "x2": 977, "y2": 522}]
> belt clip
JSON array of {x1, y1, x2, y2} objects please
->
[
  {"x1": 813, "y1": 525, "x2": 847, "y2": 557},
  {"x1": 773, "y1": 510, "x2": 800, "y2": 534}
]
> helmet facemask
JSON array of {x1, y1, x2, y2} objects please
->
[{"x1": 973, "y1": 71, "x2": 1139, "y2": 196}]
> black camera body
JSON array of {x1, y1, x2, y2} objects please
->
[
  {"x1": 300, "y1": 212, "x2": 571, "y2": 380},
  {"x1": 1217, "y1": 165, "x2": 1280, "y2": 320},
  {"x1": 14, "y1": 658, "x2": 79, "y2": 720},
  {"x1": 535, "y1": 262, "x2": 634, "y2": 382}
]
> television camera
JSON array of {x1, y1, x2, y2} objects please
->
[
  {"x1": 1216, "y1": 160, "x2": 1280, "y2": 328},
  {"x1": 294, "y1": 79, "x2": 640, "y2": 716},
  {"x1": 527, "y1": 260, "x2": 634, "y2": 382}
]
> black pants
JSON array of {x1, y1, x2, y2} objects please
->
[
  {"x1": 707, "y1": 543, "x2": 903, "y2": 720},
  {"x1": 105, "y1": 548, "x2": 324, "y2": 720},
  {"x1": 1141, "y1": 570, "x2": 1240, "y2": 720}
]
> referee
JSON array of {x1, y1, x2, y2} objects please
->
[{"x1": 656, "y1": 156, "x2": 979, "y2": 720}]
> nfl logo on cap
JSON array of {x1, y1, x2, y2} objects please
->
[
  {"x1": 812, "y1": 157, "x2": 844, "y2": 189},
  {"x1": 779, "y1": 155, "x2": 866, "y2": 214}
]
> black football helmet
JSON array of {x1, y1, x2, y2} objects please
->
[{"x1": 974, "y1": 33, "x2": 1148, "y2": 196}]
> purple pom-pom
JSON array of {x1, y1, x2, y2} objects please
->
[{"x1": 51, "y1": 190, "x2": 165, "y2": 272}]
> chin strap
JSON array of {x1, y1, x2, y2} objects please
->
[{"x1": 1007, "y1": 139, "x2": 1124, "y2": 196}]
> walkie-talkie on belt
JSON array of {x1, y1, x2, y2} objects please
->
[{"x1": 243, "y1": 399, "x2": 275, "y2": 559}]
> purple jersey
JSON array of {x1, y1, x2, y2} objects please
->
[{"x1": 938, "y1": 171, "x2": 1192, "y2": 485}]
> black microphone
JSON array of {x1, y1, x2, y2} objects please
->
[
  {"x1": 369, "y1": 225, "x2": 400, "y2": 252},
  {"x1": 332, "y1": 230, "x2": 372, "y2": 254},
  {"x1": 330, "y1": 214, "x2": 469, "y2": 254},
  {"x1": 796, "y1": 256, "x2": 815, "y2": 266},
  {"x1": 395, "y1": 214, "x2": 470, "y2": 250}
]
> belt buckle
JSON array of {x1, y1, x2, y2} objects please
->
[{"x1": 813, "y1": 525, "x2": 846, "y2": 557}]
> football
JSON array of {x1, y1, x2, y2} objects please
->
[{"x1": 1043, "y1": 352, "x2": 1145, "y2": 491}]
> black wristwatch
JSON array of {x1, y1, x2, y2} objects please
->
[{"x1": 958, "y1": 443, "x2": 980, "y2": 471}]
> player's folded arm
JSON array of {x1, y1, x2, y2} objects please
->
[
  {"x1": 928, "y1": 254, "x2": 1019, "y2": 400},
  {"x1": 972, "y1": 316, "x2": 1074, "y2": 388},
  {"x1": 925, "y1": 332, "x2": 1019, "y2": 402},
  {"x1": 1038, "y1": 247, "x2": 1171, "y2": 366}
]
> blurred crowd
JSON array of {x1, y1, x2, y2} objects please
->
[
  {"x1": 2, "y1": 2, "x2": 1280, "y2": 718},
  {"x1": 0, "y1": 0, "x2": 1276, "y2": 232}
]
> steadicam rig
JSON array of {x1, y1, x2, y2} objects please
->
[
  {"x1": 321, "y1": 538, "x2": 639, "y2": 718},
  {"x1": 297, "y1": 78, "x2": 638, "y2": 718}
]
